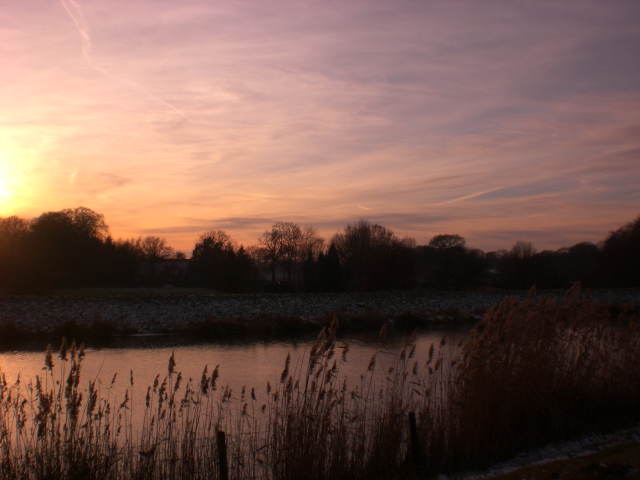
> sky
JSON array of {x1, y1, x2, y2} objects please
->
[{"x1": 1, "y1": 0, "x2": 639, "y2": 254}]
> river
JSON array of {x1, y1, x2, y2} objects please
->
[{"x1": 0, "y1": 325, "x2": 469, "y2": 436}]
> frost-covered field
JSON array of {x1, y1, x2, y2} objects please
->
[{"x1": 0, "y1": 289, "x2": 638, "y2": 334}]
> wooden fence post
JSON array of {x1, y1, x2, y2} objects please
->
[
  {"x1": 409, "y1": 411, "x2": 422, "y2": 477},
  {"x1": 217, "y1": 430, "x2": 229, "y2": 480}
]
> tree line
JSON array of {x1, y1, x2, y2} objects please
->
[{"x1": 0, "y1": 207, "x2": 638, "y2": 293}]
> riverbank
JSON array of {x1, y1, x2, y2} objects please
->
[
  {"x1": 0, "y1": 289, "x2": 637, "y2": 340},
  {"x1": 0, "y1": 305, "x2": 480, "y2": 348},
  {"x1": 0, "y1": 289, "x2": 640, "y2": 333}
]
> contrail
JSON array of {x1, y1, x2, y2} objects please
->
[
  {"x1": 433, "y1": 186, "x2": 503, "y2": 206},
  {"x1": 59, "y1": 0, "x2": 193, "y2": 123},
  {"x1": 60, "y1": 0, "x2": 91, "y2": 57}
]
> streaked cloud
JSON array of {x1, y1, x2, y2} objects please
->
[{"x1": 1, "y1": 0, "x2": 638, "y2": 251}]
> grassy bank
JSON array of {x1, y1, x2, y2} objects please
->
[
  {"x1": 0, "y1": 285, "x2": 639, "y2": 479},
  {"x1": 0, "y1": 307, "x2": 482, "y2": 349}
]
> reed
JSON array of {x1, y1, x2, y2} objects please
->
[{"x1": 0, "y1": 284, "x2": 638, "y2": 479}]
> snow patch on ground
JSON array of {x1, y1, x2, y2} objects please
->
[
  {"x1": 460, "y1": 424, "x2": 640, "y2": 479},
  {"x1": 1, "y1": 290, "x2": 637, "y2": 334}
]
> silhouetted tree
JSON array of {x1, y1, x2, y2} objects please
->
[
  {"x1": 389, "y1": 237, "x2": 417, "y2": 290},
  {"x1": 602, "y1": 215, "x2": 640, "y2": 287},
  {"x1": 139, "y1": 236, "x2": 173, "y2": 261},
  {"x1": 27, "y1": 208, "x2": 110, "y2": 288},
  {"x1": 0, "y1": 209, "x2": 148, "y2": 290},
  {"x1": 258, "y1": 222, "x2": 323, "y2": 284},
  {"x1": 276, "y1": 222, "x2": 303, "y2": 282},
  {"x1": 190, "y1": 230, "x2": 255, "y2": 291},
  {"x1": 4, "y1": 206, "x2": 638, "y2": 293},
  {"x1": 531, "y1": 250, "x2": 565, "y2": 289},
  {"x1": 499, "y1": 241, "x2": 538, "y2": 289},
  {"x1": 104, "y1": 238, "x2": 144, "y2": 286},
  {"x1": 428, "y1": 234, "x2": 466, "y2": 251},
  {"x1": 258, "y1": 228, "x2": 282, "y2": 282},
  {"x1": 190, "y1": 230, "x2": 235, "y2": 289},
  {"x1": 428, "y1": 234, "x2": 467, "y2": 288},
  {"x1": 234, "y1": 245, "x2": 256, "y2": 290},
  {"x1": 418, "y1": 235, "x2": 486, "y2": 289},
  {"x1": 0, "y1": 216, "x2": 31, "y2": 291},
  {"x1": 66, "y1": 206, "x2": 109, "y2": 240},
  {"x1": 303, "y1": 250, "x2": 319, "y2": 292},
  {"x1": 137, "y1": 236, "x2": 173, "y2": 282},
  {"x1": 302, "y1": 242, "x2": 345, "y2": 293},
  {"x1": 559, "y1": 242, "x2": 602, "y2": 287},
  {"x1": 318, "y1": 243, "x2": 344, "y2": 292},
  {"x1": 332, "y1": 220, "x2": 414, "y2": 291},
  {"x1": 455, "y1": 248, "x2": 487, "y2": 288}
]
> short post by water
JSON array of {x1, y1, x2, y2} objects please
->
[
  {"x1": 217, "y1": 430, "x2": 229, "y2": 480},
  {"x1": 409, "y1": 411, "x2": 422, "y2": 476}
]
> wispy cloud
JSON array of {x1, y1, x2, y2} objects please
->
[
  {"x1": 59, "y1": 0, "x2": 193, "y2": 122},
  {"x1": 2, "y1": 0, "x2": 639, "y2": 251},
  {"x1": 68, "y1": 168, "x2": 78, "y2": 185}
]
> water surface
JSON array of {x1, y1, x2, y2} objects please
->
[{"x1": 0, "y1": 326, "x2": 470, "y2": 434}]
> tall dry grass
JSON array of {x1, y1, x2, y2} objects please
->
[
  {"x1": 419, "y1": 284, "x2": 640, "y2": 473},
  {"x1": 0, "y1": 284, "x2": 638, "y2": 480}
]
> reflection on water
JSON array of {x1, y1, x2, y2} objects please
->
[{"x1": 0, "y1": 325, "x2": 470, "y2": 434}]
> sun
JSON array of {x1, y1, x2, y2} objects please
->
[
  {"x1": 0, "y1": 160, "x2": 16, "y2": 215},
  {"x1": 0, "y1": 176, "x2": 11, "y2": 214},
  {"x1": 0, "y1": 173, "x2": 10, "y2": 197},
  {"x1": 0, "y1": 150, "x2": 32, "y2": 216}
]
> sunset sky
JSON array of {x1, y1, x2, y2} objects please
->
[{"x1": 1, "y1": 0, "x2": 639, "y2": 254}]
